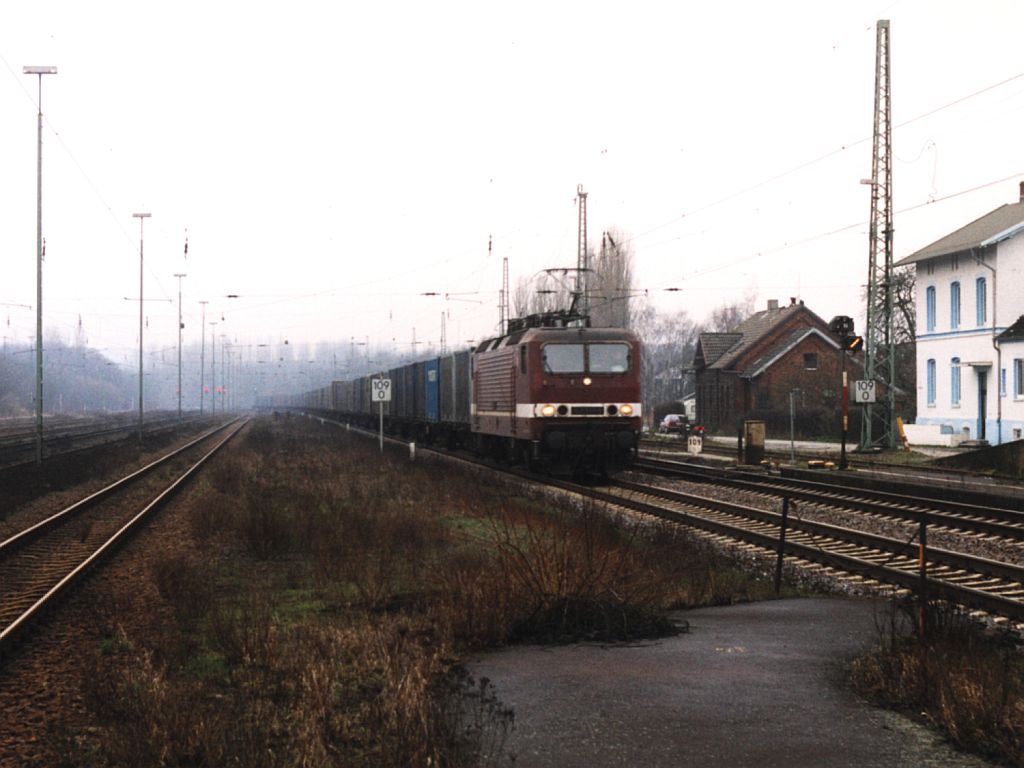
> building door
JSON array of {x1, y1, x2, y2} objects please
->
[{"x1": 976, "y1": 368, "x2": 988, "y2": 441}]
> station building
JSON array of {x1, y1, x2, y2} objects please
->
[
  {"x1": 692, "y1": 299, "x2": 859, "y2": 437},
  {"x1": 896, "y1": 184, "x2": 1024, "y2": 446}
]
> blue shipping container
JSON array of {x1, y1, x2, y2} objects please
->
[{"x1": 424, "y1": 358, "x2": 440, "y2": 422}]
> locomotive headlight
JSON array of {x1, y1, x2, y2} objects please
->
[
  {"x1": 540, "y1": 404, "x2": 556, "y2": 417},
  {"x1": 582, "y1": 376, "x2": 592, "y2": 386},
  {"x1": 619, "y1": 404, "x2": 634, "y2": 416}
]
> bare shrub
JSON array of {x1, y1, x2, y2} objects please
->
[
  {"x1": 429, "y1": 551, "x2": 515, "y2": 650},
  {"x1": 445, "y1": 497, "x2": 688, "y2": 643},
  {"x1": 150, "y1": 552, "x2": 215, "y2": 627},
  {"x1": 188, "y1": 489, "x2": 241, "y2": 541},
  {"x1": 239, "y1": 480, "x2": 296, "y2": 559},
  {"x1": 78, "y1": 644, "x2": 266, "y2": 766},
  {"x1": 207, "y1": 587, "x2": 278, "y2": 668},
  {"x1": 208, "y1": 449, "x2": 256, "y2": 496},
  {"x1": 851, "y1": 599, "x2": 1024, "y2": 765}
]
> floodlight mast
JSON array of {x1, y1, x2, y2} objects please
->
[
  {"x1": 133, "y1": 212, "x2": 151, "y2": 442},
  {"x1": 24, "y1": 65, "x2": 57, "y2": 465}
]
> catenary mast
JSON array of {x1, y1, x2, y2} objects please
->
[
  {"x1": 861, "y1": 19, "x2": 896, "y2": 450},
  {"x1": 576, "y1": 184, "x2": 589, "y2": 322}
]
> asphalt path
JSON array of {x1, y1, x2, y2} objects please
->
[{"x1": 469, "y1": 598, "x2": 995, "y2": 767}]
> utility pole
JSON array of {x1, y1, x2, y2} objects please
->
[
  {"x1": 209, "y1": 321, "x2": 217, "y2": 416},
  {"x1": 496, "y1": 235, "x2": 509, "y2": 335},
  {"x1": 220, "y1": 335, "x2": 228, "y2": 413},
  {"x1": 199, "y1": 300, "x2": 208, "y2": 415},
  {"x1": 861, "y1": 18, "x2": 896, "y2": 450},
  {"x1": 576, "y1": 184, "x2": 589, "y2": 322},
  {"x1": 24, "y1": 65, "x2": 57, "y2": 464},
  {"x1": 133, "y1": 212, "x2": 151, "y2": 443},
  {"x1": 174, "y1": 273, "x2": 186, "y2": 419}
]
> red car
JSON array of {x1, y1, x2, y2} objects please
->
[
  {"x1": 659, "y1": 414, "x2": 686, "y2": 434},
  {"x1": 659, "y1": 414, "x2": 705, "y2": 437}
]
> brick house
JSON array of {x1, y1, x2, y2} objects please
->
[{"x1": 692, "y1": 299, "x2": 856, "y2": 436}]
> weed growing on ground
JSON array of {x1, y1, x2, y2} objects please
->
[
  {"x1": 69, "y1": 415, "x2": 781, "y2": 766},
  {"x1": 851, "y1": 596, "x2": 1024, "y2": 765}
]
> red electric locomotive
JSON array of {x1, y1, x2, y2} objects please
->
[{"x1": 472, "y1": 312, "x2": 642, "y2": 475}]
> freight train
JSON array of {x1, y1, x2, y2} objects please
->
[{"x1": 270, "y1": 313, "x2": 642, "y2": 475}]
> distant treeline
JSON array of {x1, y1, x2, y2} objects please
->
[{"x1": 0, "y1": 341, "x2": 134, "y2": 416}]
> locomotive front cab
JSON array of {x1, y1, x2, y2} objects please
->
[{"x1": 526, "y1": 328, "x2": 642, "y2": 472}]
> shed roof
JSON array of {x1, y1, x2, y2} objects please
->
[{"x1": 997, "y1": 314, "x2": 1024, "y2": 343}]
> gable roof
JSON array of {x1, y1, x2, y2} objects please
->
[
  {"x1": 709, "y1": 303, "x2": 805, "y2": 370},
  {"x1": 694, "y1": 302, "x2": 831, "y2": 372},
  {"x1": 744, "y1": 328, "x2": 839, "y2": 378},
  {"x1": 695, "y1": 332, "x2": 742, "y2": 367},
  {"x1": 895, "y1": 200, "x2": 1024, "y2": 266}
]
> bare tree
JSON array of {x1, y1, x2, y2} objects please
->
[
  {"x1": 890, "y1": 266, "x2": 916, "y2": 343},
  {"x1": 588, "y1": 228, "x2": 636, "y2": 328},
  {"x1": 630, "y1": 300, "x2": 699, "y2": 423},
  {"x1": 701, "y1": 294, "x2": 757, "y2": 332},
  {"x1": 861, "y1": 265, "x2": 917, "y2": 421},
  {"x1": 509, "y1": 227, "x2": 638, "y2": 328},
  {"x1": 512, "y1": 271, "x2": 574, "y2": 319}
]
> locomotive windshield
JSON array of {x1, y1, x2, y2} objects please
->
[{"x1": 542, "y1": 343, "x2": 631, "y2": 374}]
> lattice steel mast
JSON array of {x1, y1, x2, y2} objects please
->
[
  {"x1": 861, "y1": 19, "x2": 896, "y2": 450},
  {"x1": 575, "y1": 184, "x2": 590, "y2": 322}
]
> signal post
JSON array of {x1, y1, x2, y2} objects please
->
[
  {"x1": 371, "y1": 377, "x2": 391, "y2": 452},
  {"x1": 829, "y1": 316, "x2": 864, "y2": 470}
]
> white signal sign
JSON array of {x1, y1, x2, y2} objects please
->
[
  {"x1": 853, "y1": 379, "x2": 876, "y2": 404},
  {"x1": 372, "y1": 378, "x2": 392, "y2": 402}
]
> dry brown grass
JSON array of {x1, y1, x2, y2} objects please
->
[
  {"x1": 69, "y1": 415, "x2": 778, "y2": 766},
  {"x1": 851, "y1": 599, "x2": 1024, "y2": 766}
]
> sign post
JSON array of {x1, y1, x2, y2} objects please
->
[{"x1": 371, "y1": 378, "x2": 391, "y2": 452}]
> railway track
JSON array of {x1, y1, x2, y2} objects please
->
[
  {"x1": 0, "y1": 417, "x2": 247, "y2": 659},
  {"x1": 555, "y1": 471, "x2": 1024, "y2": 626},
  {"x1": 635, "y1": 456, "x2": 1024, "y2": 540},
  {"x1": 0, "y1": 412, "x2": 207, "y2": 468}
]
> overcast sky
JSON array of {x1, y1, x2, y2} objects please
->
[{"x1": 2, "y1": 0, "x2": 1022, "y2": 366}]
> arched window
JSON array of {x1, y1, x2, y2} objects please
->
[
  {"x1": 976, "y1": 277, "x2": 987, "y2": 326},
  {"x1": 925, "y1": 286, "x2": 936, "y2": 332},
  {"x1": 951, "y1": 357, "x2": 961, "y2": 406},
  {"x1": 926, "y1": 359, "x2": 936, "y2": 405},
  {"x1": 950, "y1": 282, "x2": 961, "y2": 329}
]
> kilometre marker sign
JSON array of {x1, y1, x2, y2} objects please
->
[{"x1": 372, "y1": 378, "x2": 392, "y2": 402}]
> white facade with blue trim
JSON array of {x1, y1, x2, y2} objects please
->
[{"x1": 897, "y1": 184, "x2": 1024, "y2": 446}]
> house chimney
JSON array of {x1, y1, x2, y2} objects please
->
[{"x1": 767, "y1": 299, "x2": 779, "y2": 310}]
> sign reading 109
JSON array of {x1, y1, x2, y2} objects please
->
[
  {"x1": 853, "y1": 379, "x2": 876, "y2": 404},
  {"x1": 371, "y1": 378, "x2": 392, "y2": 402}
]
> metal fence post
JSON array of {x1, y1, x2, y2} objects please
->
[
  {"x1": 918, "y1": 511, "x2": 928, "y2": 638},
  {"x1": 774, "y1": 496, "x2": 791, "y2": 596}
]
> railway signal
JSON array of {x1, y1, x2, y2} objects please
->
[{"x1": 829, "y1": 316, "x2": 856, "y2": 470}]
